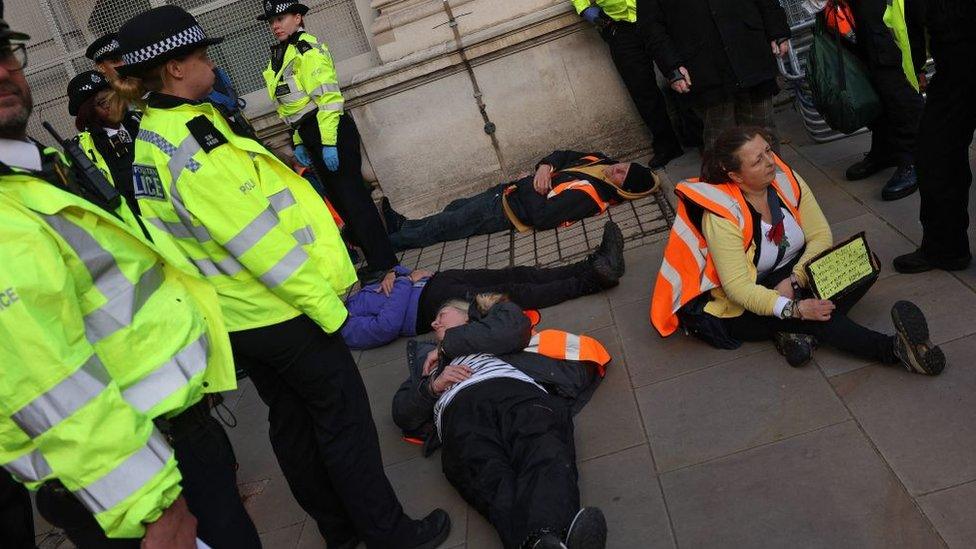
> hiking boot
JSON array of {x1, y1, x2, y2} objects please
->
[
  {"x1": 881, "y1": 164, "x2": 917, "y2": 201},
  {"x1": 845, "y1": 153, "x2": 896, "y2": 181},
  {"x1": 403, "y1": 509, "x2": 451, "y2": 549},
  {"x1": 564, "y1": 508, "x2": 607, "y2": 549},
  {"x1": 592, "y1": 221, "x2": 625, "y2": 279},
  {"x1": 774, "y1": 332, "x2": 816, "y2": 368},
  {"x1": 381, "y1": 196, "x2": 406, "y2": 234},
  {"x1": 588, "y1": 255, "x2": 620, "y2": 290},
  {"x1": 893, "y1": 249, "x2": 971, "y2": 274},
  {"x1": 527, "y1": 533, "x2": 567, "y2": 549},
  {"x1": 891, "y1": 301, "x2": 946, "y2": 376}
]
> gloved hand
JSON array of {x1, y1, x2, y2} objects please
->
[
  {"x1": 581, "y1": 6, "x2": 602, "y2": 24},
  {"x1": 322, "y1": 146, "x2": 340, "y2": 172},
  {"x1": 293, "y1": 144, "x2": 311, "y2": 167}
]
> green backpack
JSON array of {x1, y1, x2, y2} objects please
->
[{"x1": 806, "y1": 9, "x2": 882, "y2": 134}]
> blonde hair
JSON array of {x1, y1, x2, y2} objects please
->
[
  {"x1": 438, "y1": 299, "x2": 470, "y2": 316},
  {"x1": 113, "y1": 68, "x2": 165, "y2": 107},
  {"x1": 474, "y1": 293, "x2": 508, "y2": 315}
]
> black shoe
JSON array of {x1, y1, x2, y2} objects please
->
[
  {"x1": 527, "y1": 533, "x2": 566, "y2": 549},
  {"x1": 773, "y1": 332, "x2": 816, "y2": 368},
  {"x1": 404, "y1": 509, "x2": 451, "y2": 549},
  {"x1": 564, "y1": 508, "x2": 607, "y2": 549},
  {"x1": 845, "y1": 154, "x2": 897, "y2": 181},
  {"x1": 891, "y1": 301, "x2": 946, "y2": 376},
  {"x1": 881, "y1": 164, "x2": 918, "y2": 201},
  {"x1": 381, "y1": 196, "x2": 406, "y2": 234},
  {"x1": 594, "y1": 221, "x2": 625, "y2": 278},
  {"x1": 357, "y1": 266, "x2": 389, "y2": 284},
  {"x1": 648, "y1": 145, "x2": 684, "y2": 170},
  {"x1": 589, "y1": 255, "x2": 620, "y2": 290},
  {"x1": 893, "y1": 249, "x2": 972, "y2": 274}
]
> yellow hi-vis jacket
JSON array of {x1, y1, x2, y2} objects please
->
[
  {"x1": 262, "y1": 32, "x2": 344, "y2": 147},
  {"x1": 73, "y1": 131, "x2": 142, "y2": 230},
  {"x1": 883, "y1": 0, "x2": 920, "y2": 91},
  {"x1": 571, "y1": 0, "x2": 636, "y2": 23},
  {"x1": 0, "y1": 155, "x2": 236, "y2": 538},
  {"x1": 133, "y1": 96, "x2": 357, "y2": 333}
]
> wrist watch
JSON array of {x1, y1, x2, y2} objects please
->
[{"x1": 782, "y1": 299, "x2": 797, "y2": 320}]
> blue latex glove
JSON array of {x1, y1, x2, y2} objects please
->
[
  {"x1": 581, "y1": 6, "x2": 602, "y2": 24},
  {"x1": 294, "y1": 144, "x2": 311, "y2": 167},
  {"x1": 322, "y1": 146, "x2": 339, "y2": 172}
]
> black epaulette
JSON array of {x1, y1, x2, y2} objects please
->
[
  {"x1": 186, "y1": 116, "x2": 228, "y2": 153},
  {"x1": 295, "y1": 40, "x2": 313, "y2": 54}
]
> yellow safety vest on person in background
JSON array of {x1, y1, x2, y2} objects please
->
[
  {"x1": 650, "y1": 156, "x2": 803, "y2": 336},
  {"x1": 133, "y1": 95, "x2": 357, "y2": 333},
  {"x1": 262, "y1": 31, "x2": 344, "y2": 147},
  {"x1": 570, "y1": 0, "x2": 636, "y2": 23},
  {"x1": 73, "y1": 131, "x2": 141, "y2": 230},
  {"x1": 0, "y1": 158, "x2": 235, "y2": 538},
  {"x1": 883, "y1": 0, "x2": 920, "y2": 91}
]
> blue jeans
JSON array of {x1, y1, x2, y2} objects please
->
[{"x1": 390, "y1": 184, "x2": 512, "y2": 250}]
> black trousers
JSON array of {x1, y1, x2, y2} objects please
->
[
  {"x1": 440, "y1": 379, "x2": 579, "y2": 549},
  {"x1": 722, "y1": 268, "x2": 896, "y2": 364},
  {"x1": 297, "y1": 114, "x2": 397, "y2": 272},
  {"x1": 917, "y1": 41, "x2": 976, "y2": 260},
  {"x1": 229, "y1": 315, "x2": 411, "y2": 548},
  {"x1": 849, "y1": 0, "x2": 924, "y2": 165},
  {"x1": 415, "y1": 261, "x2": 595, "y2": 332},
  {"x1": 34, "y1": 401, "x2": 260, "y2": 549},
  {"x1": 602, "y1": 21, "x2": 682, "y2": 153},
  {"x1": 0, "y1": 470, "x2": 33, "y2": 548}
]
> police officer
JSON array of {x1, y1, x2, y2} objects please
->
[
  {"x1": 893, "y1": 0, "x2": 976, "y2": 273},
  {"x1": 0, "y1": 15, "x2": 259, "y2": 549},
  {"x1": 573, "y1": 0, "x2": 687, "y2": 168},
  {"x1": 85, "y1": 33, "x2": 124, "y2": 80},
  {"x1": 114, "y1": 7, "x2": 450, "y2": 548},
  {"x1": 259, "y1": 0, "x2": 397, "y2": 282},
  {"x1": 67, "y1": 70, "x2": 143, "y2": 222}
]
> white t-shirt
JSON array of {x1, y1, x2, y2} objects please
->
[
  {"x1": 756, "y1": 207, "x2": 806, "y2": 319},
  {"x1": 0, "y1": 138, "x2": 42, "y2": 171},
  {"x1": 433, "y1": 353, "x2": 546, "y2": 437}
]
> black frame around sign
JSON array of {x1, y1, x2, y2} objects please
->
[{"x1": 804, "y1": 232, "x2": 880, "y2": 301}]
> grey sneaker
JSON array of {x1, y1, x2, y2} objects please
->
[
  {"x1": 891, "y1": 301, "x2": 946, "y2": 375},
  {"x1": 773, "y1": 332, "x2": 816, "y2": 368},
  {"x1": 565, "y1": 508, "x2": 607, "y2": 549}
]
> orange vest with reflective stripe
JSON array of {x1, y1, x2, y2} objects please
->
[
  {"x1": 650, "y1": 156, "x2": 802, "y2": 337},
  {"x1": 524, "y1": 329, "x2": 612, "y2": 377},
  {"x1": 826, "y1": 1, "x2": 856, "y2": 42}
]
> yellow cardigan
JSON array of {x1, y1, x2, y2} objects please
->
[{"x1": 701, "y1": 174, "x2": 832, "y2": 319}]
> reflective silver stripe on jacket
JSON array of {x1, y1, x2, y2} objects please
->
[
  {"x1": 259, "y1": 245, "x2": 308, "y2": 288},
  {"x1": 5, "y1": 450, "x2": 52, "y2": 482},
  {"x1": 224, "y1": 208, "x2": 278, "y2": 258},
  {"x1": 292, "y1": 226, "x2": 314, "y2": 245},
  {"x1": 122, "y1": 334, "x2": 209, "y2": 414},
  {"x1": 43, "y1": 215, "x2": 165, "y2": 343},
  {"x1": 774, "y1": 168, "x2": 800, "y2": 208},
  {"x1": 311, "y1": 82, "x2": 341, "y2": 98},
  {"x1": 679, "y1": 182, "x2": 747, "y2": 229},
  {"x1": 282, "y1": 101, "x2": 318, "y2": 126},
  {"x1": 11, "y1": 354, "x2": 110, "y2": 437},
  {"x1": 659, "y1": 258, "x2": 686, "y2": 313},
  {"x1": 268, "y1": 188, "x2": 297, "y2": 212},
  {"x1": 317, "y1": 101, "x2": 344, "y2": 112},
  {"x1": 74, "y1": 430, "x2": 172, "y2": 514}
]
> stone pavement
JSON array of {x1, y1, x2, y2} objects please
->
[{"x1": 33, "y1": 108, "x2": 976, "y2": 548}]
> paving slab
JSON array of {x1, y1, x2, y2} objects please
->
[
  {"x1": 259, "y1": 522, "x2": 303, "y2": 548},
  {"x1": 465, "y1": 507, "x2": 504, "y2": 549},
  {"x1": 535, "y1": 292, "x2": 614, "y2": 335},
  {"x1": 638, "y1": 348, "x2": 850, "y2": 472},
  {"x1": 296, "y1": 519, "x2": 329, "y2": 549},
  {"x1": 918, "y1": 480, "x2": 976, "y2": 549},
  {"x1": 777, "y1": 147, "x2": 871, "y2": 224},
  {"x1": 573, "y1": 326, "x2": 647, "y2": 462},
  {"x1": 244, "y1": 474, "x2": 308, "y2": 534},
  {"x1": 360, "y1": 358, "x2": 425, "y2": 467},
  {"x1": 226, "y1": 401, "x2": 279, "y2": 485},
  {"x1": 830, "y1": 334, "x2": 976, "y2": 496},
  {"x1": 813, "y1": 269, "x2": 976, "y2": 377},
  {"x1": 660, "y1": 422, "x2": 943, "y2": 549},
  {"x1": 579, "y1": 445, "x2": 675, "y2": 549},
  {"x1": 614, "y1": 298, "x2": 768, "y2": 388},
  {"x1": 384, "y1": 456, "x2": 469, "y2": 549},
  {"x1": 605, "y1": 239, "x2": 663, "y2": 309},
  {"x1": 358, "y1": 338, "x2": 410, "y2": 371},
  {"x1": 829, "y1": 213, "x2": 916, "y2": 281}
]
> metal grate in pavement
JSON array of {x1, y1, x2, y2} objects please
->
[{"x1": 395, "y1": 191, "x2": 675, "y2": 273}]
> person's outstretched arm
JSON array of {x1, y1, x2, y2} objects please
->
[{"x1": 440, "y1": 302, "x2": 532, "y2": 359}]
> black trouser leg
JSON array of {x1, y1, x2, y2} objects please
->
[
  {"x1": 917, "y1": 43, "x2": 976, "y2": 260},
  {"x1": 1, "y1": 470, "x2": 35, "y2": 549},
  {"x1": 298, "y1": 114, "x2": 397, "y2": 271},
  {"x1": 389, "y1": 186, "x2": 511, "y2": 250},
  {"x1": 851, "y1": 0, "x2": 924, "y2": 164},
  {"x1": 440, "y1": 379, "x2": 580, "y2": 549},
  {"x1": 230, "y1": 316, "x2": 412, "y2": 548},
  {"x1": 35, "y1": 402, "x2": 259, "y2": 549},
  {"x1": 603, "y1": 22, "x2": 681, "y2": 153}
]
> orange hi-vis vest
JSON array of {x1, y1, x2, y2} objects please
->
[
  {"x1": 650, "y1": 156, "x2": 803, "y2": 337},
  {"x1": 524, "y1": 329, "x2": 612, "y2": 377},
  {"x1": 825, "y1": 0, "x2": 856, "y2": 42}
]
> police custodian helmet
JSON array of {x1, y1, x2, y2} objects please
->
[{"x1": 116, "y1": 5, "x2": 223, "y2": 77}]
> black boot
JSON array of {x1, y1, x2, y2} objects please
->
[
  {"x1": 564, "y1": 508, "x2": 607, "y2": 549},
  {"x1": 845, "y1": 153, "x2": 896, "y2": 181},
  {"x1": 881, "y1": 164, "x2": 918, "y2": 201},
  {"x1": 773, "y1": 332, "x2": 816, "y2": 368},
  {"x1": 893, "y1": 248, "x2": 971, "y2": 274},
  {"x1": 588, "y1": 221, "x2": 624, "y2": 279},
  {"x1": 891, "y1": 301, "x2": 946, "y2": 376},
  {"x1": 403, "y1": 509, "x2": 451, "y2": 549},
  {"x1": 381, "y1": 196, "x2": 406, "y2": 234}
]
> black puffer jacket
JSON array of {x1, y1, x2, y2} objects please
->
[
  {"x1": 637, "y1": 0, "x2": 791, "y2": 105},
  {"x1": 391, "y1": 301, "x2": 603, "y2": 455}
]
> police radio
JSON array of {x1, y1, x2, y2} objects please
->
[{"x1": 42, "y1": 121, "x2": 121, "y2": 209}]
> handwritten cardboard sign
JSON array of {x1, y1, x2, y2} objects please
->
[{"x1": 805, "y1": 232, "x2": 879, "y2": 300}]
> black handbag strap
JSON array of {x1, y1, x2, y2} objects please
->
[{"x1": 830, "y1": 0, "x2": 848, "y2": 90}]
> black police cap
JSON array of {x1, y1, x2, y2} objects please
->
[
  {"x1": 66, "y1": 70, "x2": 110, "y2": 116},
  {"x1": 85, "y1": 33, "x2": 121, "y2": 62},
  {"x1": 116, "y1": 6, "x2": 223, "y2": 77},
  {"x1": 257, "y1": 0, "x2": 309, "y2": 21}
]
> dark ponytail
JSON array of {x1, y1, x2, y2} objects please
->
[{"x1": 700, "y1": 126, "x2": 775, "y2": 183}]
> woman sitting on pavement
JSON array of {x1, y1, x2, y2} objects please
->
[
  {"x1": 343, "y1": 221, "x2": 624, "y2": 349},
  {"x1": 650, "y1": 126, "x2": 945, "y2": 375}
]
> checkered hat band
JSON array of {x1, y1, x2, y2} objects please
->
[
  {"x1": 276, "y1": 1, "x2": 298, "y2": 13},
  {"x1": 77, "y1": 83, "x2": 96, "y2": 91},
  {"x1": 122, "y1": 25, "x2": 207, "y2": 65},
  {"x1": 94, "y1": 39, "x2": 120, "y2": 59}
]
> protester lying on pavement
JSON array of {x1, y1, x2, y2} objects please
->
[
  {"x1": 343, "y1": 221, "x2": 625, "y2": 350},
  {"x1": 392, "y1": 295, "x2": 611, "y2": 549},
  {"x1": 651, "y1": 126, "x2": 946, "y2": 375},
  {"x1": 381, "y1": 150, "x2": 659, "y2": 250}
]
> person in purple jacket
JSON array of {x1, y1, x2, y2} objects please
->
[{"x1": 342, "y1": 222, "x2": 625, "y2": 349}]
